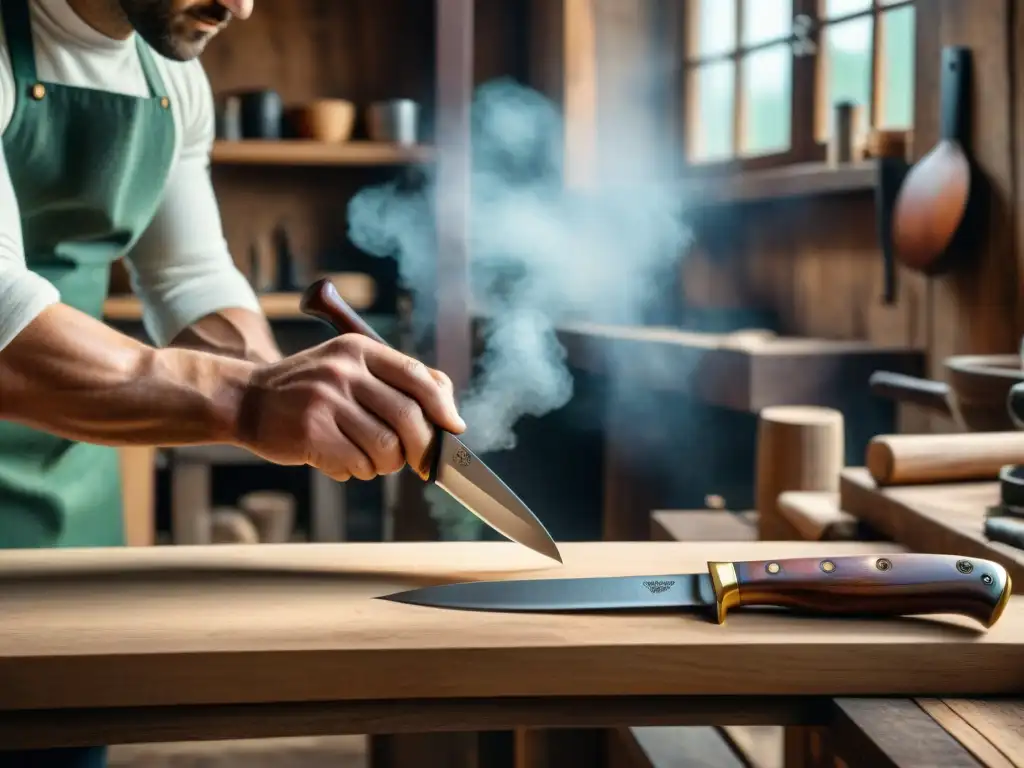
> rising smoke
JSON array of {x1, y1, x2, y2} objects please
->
[{"x1": 347, "y1": 78, "x2": 691, "y2": 537}]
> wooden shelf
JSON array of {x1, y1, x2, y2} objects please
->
[
  {"x1": 105, "y1": 273, "x2": 377, "y2": 322},
  {"x1": 686, "y1": 161, "x2": 878, "y2": 207},
  {"x1": 210, "y1": 140, "x2": 433, "y2": 167},
  {"x1": 556, "y1": 322, "x2": 923, "y2": 413},
  {"x1": 104, "y1": 292, "x2": 310, "y2": 322}
]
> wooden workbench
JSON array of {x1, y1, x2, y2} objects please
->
[
  {"x1": 840, "y1": 467, "x2": 1024, "y2": 583},
  {"x1": 1, "y1": 540, "x2": 1021, "y2": 752},
  {"x1": 834, "y1": 469, "x2": 1024, "y2": 766}
]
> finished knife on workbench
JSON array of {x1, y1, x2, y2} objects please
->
[
  {"x1": 381, "y1": 553, "x2": 1012, "y2": 627},
  {"x1": 300, "y1": 279, "x2": 562, "y2": 564}
]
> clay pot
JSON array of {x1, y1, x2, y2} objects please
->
[{"x1": 291, "y1": 99, "x2": 356, "y2": 142}]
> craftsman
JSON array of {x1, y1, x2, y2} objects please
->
[{"x1": 0, "y1": 1, "x2": 464, "y2": 762}]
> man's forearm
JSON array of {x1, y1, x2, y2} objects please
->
[
  {"x1": 0, "y1": 303, "x2": 254, "y2": 446},
  {"x1": 169, "y1": 308, "x2": 283, "y2": 364}
]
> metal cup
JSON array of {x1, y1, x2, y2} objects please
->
[{"x1": 366, "y1": 99, "x2": 420, "y2": 145}]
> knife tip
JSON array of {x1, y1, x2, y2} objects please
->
[{"x1": 536, "y1": 541, "x2": 563, "y2": 565}]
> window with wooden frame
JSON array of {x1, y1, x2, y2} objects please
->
[{"x1": 682, "y1": 0, "x2": 915, "y2": 172}]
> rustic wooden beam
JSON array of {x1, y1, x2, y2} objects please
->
[
  {"x1": 829, "y1": 699, "x2": 982, "y2": 768},
  {"x1": 433, "y1": 0, "x2": 474, "y2": 392}
]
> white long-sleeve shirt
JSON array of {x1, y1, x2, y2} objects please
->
[{"x1": 0, "y1": 0, "x2": 261, "y2": 351}]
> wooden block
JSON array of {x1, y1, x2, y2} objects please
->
[
  {"x1": 650, "y1": 510, "x2": 757, "y2": 542},
  {"x1": 756, "y1": 406, "x2": 844, "y2": 540},
  {"x1": 776, "y1": 492, "x2": 864, "y2": 542}
]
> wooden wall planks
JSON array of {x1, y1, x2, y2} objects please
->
[
  {"x1": 679, "y1": 0, "x2": 1023, "y2": 439},
  {"x1": 198, "y1": 0, "x2": 530, "y2": 290}
]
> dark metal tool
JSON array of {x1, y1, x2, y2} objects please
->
[
  {"x1": 300, "y1": 279, "x2": 562, "y2": 563},
  {"x1": 381, "y1": 553, "x2": 1012, "y2": 627}
]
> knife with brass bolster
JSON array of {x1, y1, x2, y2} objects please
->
[
  {"x1": 300, "y1": 279, "x2": 562, "y2": 563},
  {"x1": 381, "y1": 553, "x2": 1013, "y2": 628}
]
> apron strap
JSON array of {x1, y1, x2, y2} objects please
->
[
  {"x1": 133, "y1": 39, "x2": 168, "y2": 100},
  {"x1": 1, "y1": 0, "x2": 39, "y2": 83}
]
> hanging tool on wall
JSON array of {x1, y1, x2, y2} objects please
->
[{"x1": 891, "y1": 46, "x2": 984, "y2": 277}]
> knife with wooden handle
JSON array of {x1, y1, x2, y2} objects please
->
[
  {"x1": 382, "y1": 553, "x2": 1013, "y2": 628},
  {"x1": 299, "y1": 278, "x2": 562, "y2": 563}
]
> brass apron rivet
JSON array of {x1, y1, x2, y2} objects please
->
[
  {"x1": 765, "y1": 562, "x2": 781, "y2": 575},
  {"x1": 160, "y1": 96, "x2": 170, "y2": 109},
  {"x1": 820, "y1": 560, "x2": 836, "y2": 573},
  {"x1": 30, "y1": 83, "x2": 45, "y2": 100}
]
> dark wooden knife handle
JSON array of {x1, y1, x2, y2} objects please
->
[
  {"x1": 707, "y1": 554, "x2": 1011, "y2": 627},
  {"x1": 300, "y1": 278, "x2": 389, "y2": 346},
  {"x1": 299, "y1": 277, "x2": 439, "y2": 481}
]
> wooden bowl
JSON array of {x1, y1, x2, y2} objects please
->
[
  {"x1": 946, "y1": 354, "x2": 1024, "y2": 431},
  {"x1": 291, "y1": 99, "x2": 356, "y2": 142}
]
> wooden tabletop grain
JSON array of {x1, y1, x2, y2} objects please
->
[{"x1": 0, "y1": 540, "x2": 1021, "y2": 718}]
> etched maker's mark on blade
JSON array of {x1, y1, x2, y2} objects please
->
[
  {"x1": 453, "y1": 446, "x2": 472, "y2": 468},
  {"x1": 642, "y1": 579, "x2": 675, "y2": 594}
]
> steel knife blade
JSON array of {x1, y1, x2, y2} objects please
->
[
  {"x1": 300, "y1": 279, "x2": 562, "y2": 563},
  {"x1": 423, "y1": 430, "x2": 561, "y2": 562},
  {"x1": 380, "y1": 553, "x2": 1013, "y2": 627}
]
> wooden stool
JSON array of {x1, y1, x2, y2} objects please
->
[{"x1": 167, "y1": 446, "x2": 345, "y2": 545}]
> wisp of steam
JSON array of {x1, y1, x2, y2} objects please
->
[{"x1": 348, "y1": 78, "x2": 690, "y2": 538}]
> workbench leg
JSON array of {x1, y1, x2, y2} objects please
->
[
  {"x1": 170, "y1": 463, "x2": 211, "y2": 545},
  {"x1": 784, "y1": 726, "x2": 838, "y2": 768},
  {"x1": 370, "y1": 732, "x2": 515, "y2": 768},
  {"x1": 513, "y1": 728, "x2": 604, "y2": 768},
  {"x1": 828, "y1": 699, "x2": 983, "y2": 768},
  {"x1": 310, "y1": 470, "x2": 346, "y2": 542}
]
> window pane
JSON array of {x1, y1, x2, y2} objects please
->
[
  {"x1": 819, "y1": 16, "x2": 873, "y2": 140},
  {"x1": 692, "y1": 0, "x2": 736, "y2": 58},
  {"x1": 742, "y1": 0, "x2": 791, "y2": 46},
  {"x1": 823, "y1": 0, "x2": 872, "y2": 18},
  {"x1": 688, "y1": 61, "x2": 735, "y2": 162},
  {"x1": 879, "y1": 6, "x2": 915, "y2": 129},
  {"x1": 741, "y1": 45, "x2": 792, "y2": 155}
]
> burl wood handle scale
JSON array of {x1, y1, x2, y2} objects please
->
[{"x1": 707, "y1": 553, "x2": 1012, "y2": 628}]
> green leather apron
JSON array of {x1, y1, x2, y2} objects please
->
[{"x1": 0, "y1": 0, "x2": 175, "y2": 551}]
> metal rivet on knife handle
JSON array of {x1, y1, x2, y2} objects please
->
[
  {"x1": 876, "y1": 558, "x2": 892, "y2": 571},
  {"x1": 765, "y1": 562, "x2": 781, "y2": 574},
  {"x1": 820, "y1": 560, "x2": 836, "y2": 573}
]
